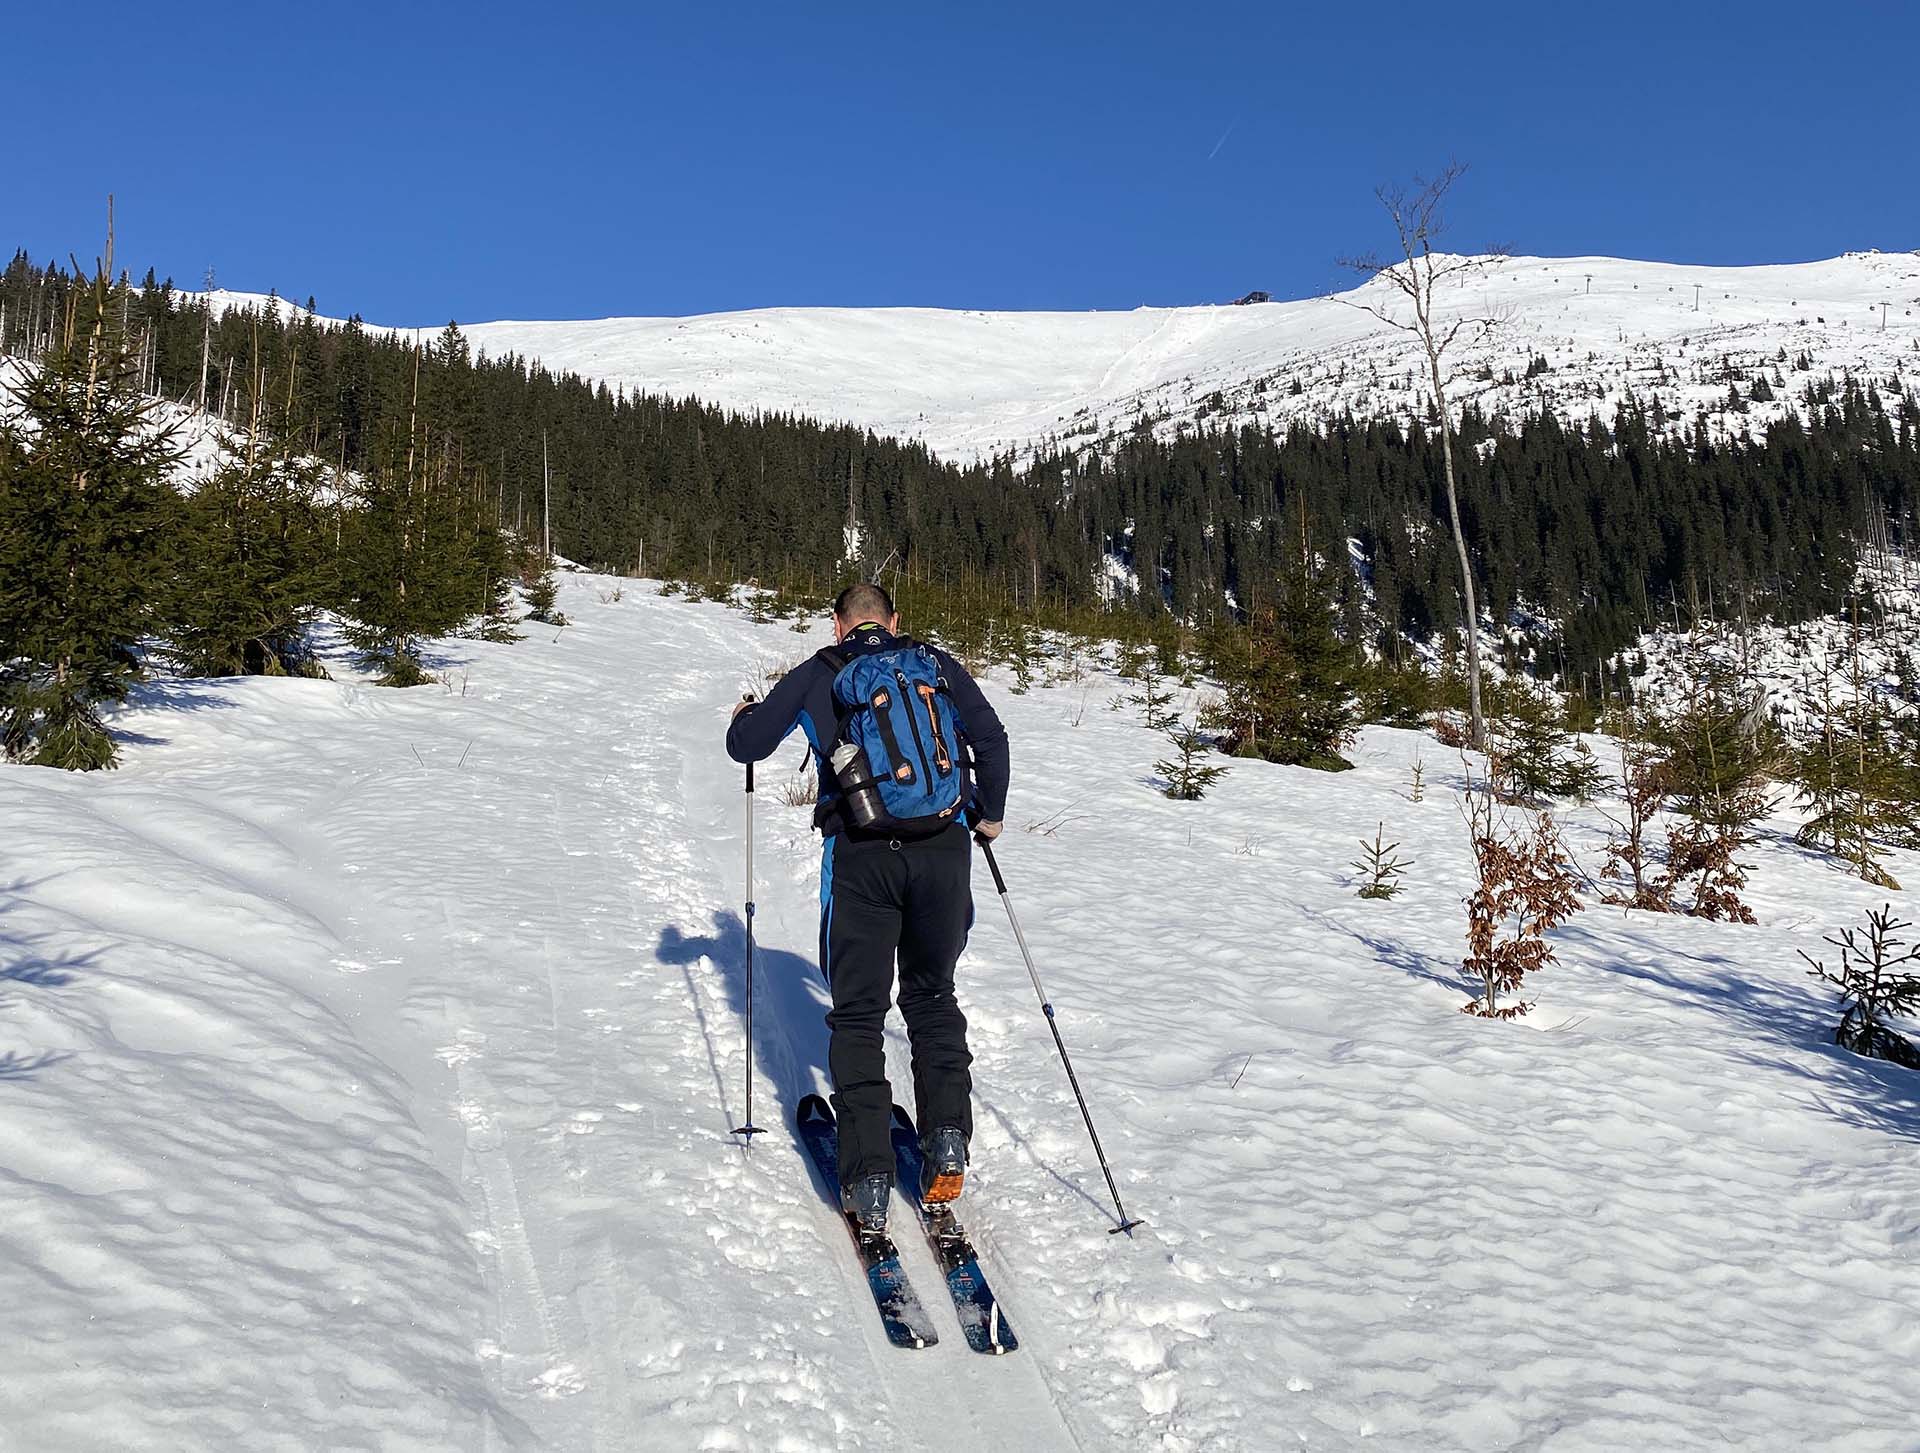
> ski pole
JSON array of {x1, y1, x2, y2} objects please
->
[
  {"x1": 977, "y1": 838, "x2": 1143, "y2": 1236},
  {"x1": 732, "y1": 698, "x2": 765, "y2": 1144}
]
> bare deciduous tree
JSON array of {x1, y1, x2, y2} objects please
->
[
  {"x1": 1459, "y1": 763, "x2": 1580, "y2": 1018},
  {"x1": 1339, "y1": 163, "x2": 1508, "y2": 748}
]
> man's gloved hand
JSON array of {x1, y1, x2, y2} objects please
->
[
  {"x1": 973, "y1": 819, "x2": 1003, "y2": 842},
  {"x1": 732, "y1": 696, "x2": 756, "y2": 721}
]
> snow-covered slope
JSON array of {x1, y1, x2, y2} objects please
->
[
  {"x1": 5, "y1": 578, "x2": 1918, "y2": 1450},
  {"x1": 195, "y1": 251, "x2": 1920, "y2": 464},
  {"x1": 0, "y1": 355, "x2": 244, "y2": 490},
  {"x1": 1626, "y1": 554, "x2": 1920, "y2": 730},
  {"x1": 329, "y1": 251, "x2": 1918, "y2": 463}
]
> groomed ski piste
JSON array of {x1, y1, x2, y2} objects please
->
[{"x1": 4, "y1": 572, "x2": 1919, "y2": 1451}]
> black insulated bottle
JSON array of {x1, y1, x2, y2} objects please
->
[{"x1": 830, "y1": 742, "x2": 886, "y2": 829}]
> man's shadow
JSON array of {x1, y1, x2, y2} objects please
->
[
  {"x1": 656, "y1": 906, "x2": 1125, "y2": 1228},
  {"x1": 657, "y1": 909, "x2": 832, "y2": 1151}
]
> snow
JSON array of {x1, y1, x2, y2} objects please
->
[
  {"x1": 0, "y1": 355, "x2": 258, "y2": 492},
  {"x1": 1624, "y1": 555, "x2": 1920, "y2": 729},
  {"x1": 188, "y1": 250, "x2": 1920, "y2": 465},
  {"x1": 5, "y1": 577, "x2": 1920, "y2": 1450}
]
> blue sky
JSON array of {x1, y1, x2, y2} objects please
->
[{"x1": 9, "y1": 2, "x2": 1915, "y2": 323}]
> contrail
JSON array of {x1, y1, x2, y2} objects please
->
[{"x1": 1206, "y1": 120, "x2": 1237, "y2": 161}]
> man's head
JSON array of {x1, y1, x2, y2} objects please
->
[{"x1": 832, "y1": 582, "x2": 898, "y2": 641}]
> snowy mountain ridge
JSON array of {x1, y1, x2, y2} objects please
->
[{"x1": 198, "y1": 249, "x2": 1920, "y2": 465}]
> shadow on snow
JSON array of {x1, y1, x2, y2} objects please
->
[
  {"x1": 657, "y1": 908, "x2": 830, "y2": 1152},
  {"x1": 0, "y1": 878, "x2": 93, "y2": 1082}
]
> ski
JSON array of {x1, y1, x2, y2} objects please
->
[
  {"x1": 889, "y1": 1105, "x2": 1020, "y2": 1355},
  {"x1": 794, "y1": 1095, "x2": 940, "y2": 1350}
]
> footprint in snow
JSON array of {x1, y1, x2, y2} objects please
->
[
  {"x1": 331, "y1": 954, "x2": 399, "y2": 975},
  {"x1": 532, "y1": 1365, "x2": 587, "y2": 1398},
  {"x1": 436, "y1": 1032, "x2": 486, "y2": 1068}
]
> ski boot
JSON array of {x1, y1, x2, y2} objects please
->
[
  {"x1": 918, "y1": 1126, "x2": 968, "y2": 1206},
  {"x1": 841, "y1": 1173, "x2": 892, "y2": 1233}
]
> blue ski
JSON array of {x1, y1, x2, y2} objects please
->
[
  {"x1": 794, "y1": 1095, "x2": 940, "y2": 1350},
  {"x1": 889, "y1": 1105, "x2": 1019, "y2": 1355}
]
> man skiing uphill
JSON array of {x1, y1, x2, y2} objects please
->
[{"x1": 727, "y1": 583, "x2": 1009, "y2": 1234}]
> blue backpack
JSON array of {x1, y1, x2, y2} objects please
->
[{"x1": 821, "y1": 640, "x2": 968, "y2": 833}]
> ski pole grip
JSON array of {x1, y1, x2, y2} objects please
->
[
  {"x1": 741, "y1": 694, "x2": 757, "y2": 793},
  {"x1": 978, "y1": 837, "x2": 1009, "y2": 895}
]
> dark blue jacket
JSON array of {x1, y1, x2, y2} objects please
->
[{"x1": 726, "y1": 626, "x2": 1010, "y2": 838}]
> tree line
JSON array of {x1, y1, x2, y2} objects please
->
[
  {"x1": 4, "y1": 245, "x2": 1918, "y2": 772},
  {"x1": 1, "y1": 251, "x2": 529, "y2": 769}
]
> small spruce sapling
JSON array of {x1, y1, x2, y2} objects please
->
[
  {"x1": 1007, "y1": 621, "x2": 1037, "y2": 694},
  {"x1": 1799, "y1": 905, "x2": 1920, "y2": 1070},
  {"x1": 1156, "y1": 720, "x2": 1228, "y2": 801},
  {"x1": 1791, "y1": 621, "x2": 1913, "y2": 889},
  {"x1": 1127, "y1": 656, "x2": 1178, "y2": 731},
  {"x1": 475, "y1": 565, "x2": 523, "y2": 643},
  {"x1": 1489, "y1": 682, "x2": 1605, "y2": 805},
  {"x1": 1648, "y1": 630, "x2": 1778, "y2": 833},
  {"x1": 1645, "y1": 634, "x2": 1775, "y2": 922},
  {"x1": 1353, "y1": 823, "x2": 1413, "y2": 900},
  {"x1": 522, "y1": 554, "x2": 567, "y2": 626}
]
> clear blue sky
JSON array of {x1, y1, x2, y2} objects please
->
[{"x1": 10, "y1": 1, "x2": 1915, "y2": 324}]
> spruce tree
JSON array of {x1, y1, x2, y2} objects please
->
[
  {"x1": 1490, "y1": 681, "x2": 1605, "y2": 804},
  {"x1": 1791, "y1": 629, "x2": 1915, "y2": 888},
  {"x1": 1205, "y1": 545, "x2": 1361, "y2": 771},
  {"x1": 1648, "y1": 627, "x2": 1779, "y2": 833},
  {"x1": 471, "y1": 542, "x2": 523, "y2": 643},
  {"x1": 1800, "y1": 905, "x2": 1920, "y2": 1069},
  {"x1": 1639, "y1": 630, "x2": 1775, "y2": 922},
  {"x1": 521, "y1": 550, "x2": 565, "y2": 625},
  {"x1": 333, "y1": 428, "x2": 482, "y2": 684},
  {"x1": 169, "y1": 443, "x2": 334, "y2": 677},
  {"x1": 0, "y1": 267, "x2": 179, "y2": 768}
]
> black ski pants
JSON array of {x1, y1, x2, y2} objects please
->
[{"x1": 819, "y1": 822, "x2": 975, "y2": 1185}]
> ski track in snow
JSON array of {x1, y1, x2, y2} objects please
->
[{"x1": 4, "y1": 575, "x2": 1920, "y2": 1450}]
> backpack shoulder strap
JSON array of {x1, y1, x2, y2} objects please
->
[{"x1": 816, "y1": 644, "x2": 850, "y2": 674}]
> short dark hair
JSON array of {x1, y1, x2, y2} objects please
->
[{"x1": 833, "y1": 582, "x2": 895, "y2": 623}]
